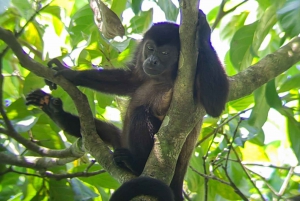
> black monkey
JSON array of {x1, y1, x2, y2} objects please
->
[{"x1": 26, "y1": 10, "x2": 228, "y2": 201}]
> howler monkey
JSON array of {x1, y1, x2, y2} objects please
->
[{"x1": 26, "y1": 10, "x2": 228, "y2": 201}]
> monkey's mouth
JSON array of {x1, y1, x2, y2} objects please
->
[
  {"x1": 144, "y1": 69, "x2": 162, "y2": 76},
  {"x1": 143, "y1": 66, "x2": 163, "y2": 76}
]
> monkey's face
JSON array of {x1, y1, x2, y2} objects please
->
[{"x1": 142, "y1": 40, "x2": 179, "y2": 76}]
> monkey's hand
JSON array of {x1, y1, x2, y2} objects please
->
[
  {"x1": 113, "y1": 148, "x2": 138, "y2": 175},
  {"x1": 45, "y1": 58, "x2": 79, "y2": 89},
  {"x1": 26, "y1": 89, "x2": 64, "y2": 117}
]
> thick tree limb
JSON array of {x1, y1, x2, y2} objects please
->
[
  {"x1": 142, "y1": 0, "x2": 203, "y2": 185},
  {"x1": 228, "y1": 36, "x2": 300, "y2": 101}
]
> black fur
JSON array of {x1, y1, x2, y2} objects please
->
[{"x1": 110, "y1": 177, "x2": 174, "y2": 201}]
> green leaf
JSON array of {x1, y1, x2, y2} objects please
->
[
  {"x1": 230, "y1": 21, "x2": 258, "y2": 70},
  {"x1": 248, "y1": 85, "x2": 270, "y2": 129},
  {"x1": 230, "y1": 5, "x2": 277, "y2": 70},
  {"x1": 71, "y1": 165, "x2": 120, "y2": 189},
  {"x1": 48, "y1": 179, "x2": 75, "y2": 201},
  {"x1": 11, "y1": 115, "x2": 38, "y2": 133},
  {"x1": 96, "y1": 92, "x2": 114, "y2": 109},
  {"x1": 6, "y1": 98, "x2": 31, "y2": 119},
  {"x1": 228, "y1": 94, "x2": 254, "y2": 112},
  {"x1": 41, "y1": 6, "x2": 62, "y2": 19},
  {"x1": 220, "y1": 11, "x2": 249, "y2": 41},
  {"x1": 129, "y1": 9, "x2": 153, "y2": 33},
  {"x1": 287, "y1": 118, "x2": 300, "y2": 162},
  {"x1": 111, "y1": 0, "x2": 127, "y2": 17},
  {"x1": 68, "y1": 5, "x2": 95, "y2": 46},
  {"x1": 156, "y1": 0, "x2": 179, "y2": 21},
  {"x1": 256, "y1": 0, "x2": 271, "y2": 10},
  {"x1": 210, "y1": 174, "x2": 241, "y2": 200},
  {"x1": 186, "y1": 147, "x2": 205, "y2": 194},
  {"x1": 278, "y1": 74, "x2": 300, "y2": 92},
  {"x1": 277, "y1": 0, "x2": 300, "y2": 37},
  {"x1": 265, "y1": 79, "x2": 282, "y2": 110},
  {"x1": 23, "y1": 72, "x2": 45, "y2": 95},
  {"x1": 70, "y1": 178, "x2": 99, "y2": 201},
  {"x1": 11, "y1": 0, "x2": 33, "y2": 18},
  {"x1": 131, "y1": 0, "x2": 143, "y2": 15}
]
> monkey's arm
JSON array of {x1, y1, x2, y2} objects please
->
[
  {"x1": 195, "y1": 10, "x2": 229, "y2": 117},
  {"x1": 26, "y1": 89, "x2": 121, "y2": 148},
  {"x1": 48, "y1": 59, "x2": 141, "y2": 96}
]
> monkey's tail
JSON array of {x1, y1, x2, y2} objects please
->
[{"x1": 109, "y1": 177, "x2": 174, "y2": 201}]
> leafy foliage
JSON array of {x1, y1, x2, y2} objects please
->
[{"x1": 0, "y1": 0, "x2": 300, "y2": 201}]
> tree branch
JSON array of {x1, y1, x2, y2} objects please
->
[
  {"x1": 211, "y1": 0, "x2": 248, "y2": 30},
  {"x1": 1, "y1": 167, "x2": 106, "y2": 180},
  {"x1": 0, "y1": 127, "x2": 84, "y2": 158},
  {"x1": 142, "y1": 0, "x2": 203, "y2": 185},
  {"x1": 0, "y1": 152, "x2": 78, "y2": 169},
  {"x1": 229, "y1": 36, "x2": 300, "y2": 101}
]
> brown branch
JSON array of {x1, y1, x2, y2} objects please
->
[
  {"x1": 228, "y1": 36, "x2": 300, "y2": 101},
  {"x1": 142, "y1": 0, "x2": 203, "y2": 186},
  {"x1": 189, "y1": 165, "x2": 231, "y2": 186},
  {"x1": 222, "y1": 166, "x2": 249, "y2": 201},
  {"x1": 223, "y1": 135, "x2": 266, "y2": 200},
  {"x1": 197, "y1": 108, "x2": 252, "y2": 146},
  {"x1": 246, "y1": 168, "x2": 279, "y2": 196},
  {"x1": 278, "y1": 166, "x2": 296, "y2": 199},
  {"x1": 0, "y1": 152, "x2": 78, "y2": 169},
  {"x1": 1, "y1": 167, "x2": 106, "y2": 180},
  {"x1": 0, "y1": 127, "x2": 84, "y2": 158},
  {"x1": 211, "y1": 0, "x2": 248, "y2": 30},
  {"x1": 243, "y1": 162, "x2": 290, "y2": 170}
]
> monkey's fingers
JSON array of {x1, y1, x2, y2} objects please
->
[
  {"x1": 26, "y1": 90, "x2": 51, "y2": 107},
  {"x1": 47, "y1": 58, "x2": 66, "y2": 70},
  {"x1": 113, "y1": 148, "x2": 131, "y2": 163},
  {"x1": 44, "y1": 79, "x2": 57, "y2": 90}
]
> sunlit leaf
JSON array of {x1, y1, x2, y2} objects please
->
[
  {"x1": 129, "y1": 9, "x2": 153, "y2": 33},
  {"x1": 287, "y1": 119, "x2": 300, "y2": 162},
  {"x1": 156, "y1": 0, "x2": 179, "y2": 21},
  {"x1": 277, "y1": 0, "x2": 300, "y2": 37},
  {"x1": 278, "y1": 74, "x2": 300, "y2": 92},
  {"x1": 132, "y1": 0, "x2": 143, "y2": 15}
]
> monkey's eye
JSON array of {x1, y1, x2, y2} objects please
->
[
  {"x1": 162, "y1": 51, "x2": 168, "y2": 55},
  {"x1": 147, "y1": 45, "x2": 154, "y2": 51}
]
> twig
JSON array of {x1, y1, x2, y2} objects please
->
[
  {"x1": 224, "y1": 118, "x2": 242, "y2": 169},
  {"x1": 246, "y1": 167, "x2": 279, "y2": 197},
  {"x1": 211, "y1": 0, "x2": 248, "y2": 30},
  {"x1": 85, "y1": 160, "x2": 96, "y2": 172},
  {"x1": 223, "y1": 133, "x2": 266, "y2": 201},
  {"x1": 189, "y1": 165, "x2": 231, "y2": 186},
  {"x1": 278, "y1": 166, "x2": 296, "y2": 199},
  {"x1": 183, "y1": 191, "x2": 192, "y2": 201},
  {"x1": 222, "y1": 166, "x2": 249, "y2": 201},
  {"x1": 196, "y1": 108, "x2": 252, "y2": 146},
  {"x1": 0, "y1": 127, "x2": 84, "y2": 158},
  {"x1": 243, "y1": 162, "x2": 290, "y2": 170},
  {"x1": 2, "y1": 167, "x2": 106, "y2": 180}
]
